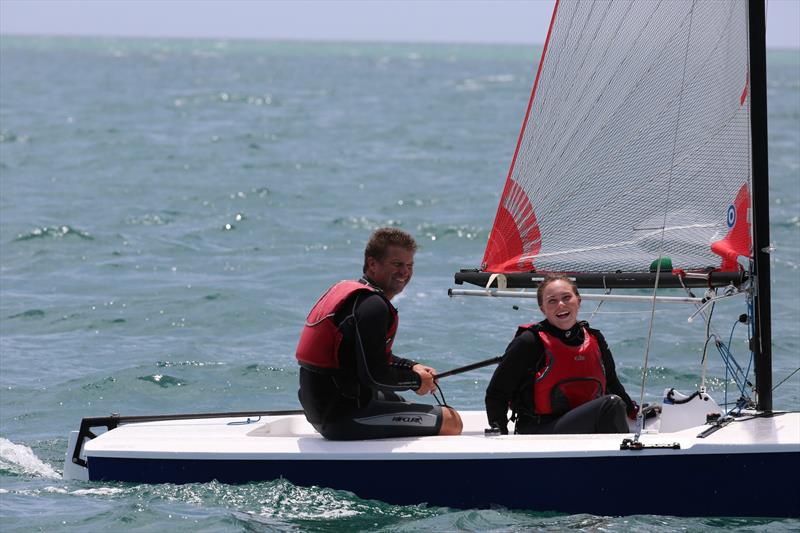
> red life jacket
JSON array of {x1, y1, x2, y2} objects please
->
[
  {"x1": 516, "y1": 323, "x2": 607, "y2": 416},
  {"x1": 295, "y1": 280, "x2": 397, "y2": 371}
]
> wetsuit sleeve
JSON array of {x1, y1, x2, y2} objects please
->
[
  {"x1": 485, "y1": 330, "x2": 541, "y2": 434},
  {"x1": 594, "y1": 329, "x2": 636, "y2": 413},
  {"x1": 352, "y1": 293, "x2": 422, "y2": 392},
  {"x1": 388, "y1": 354, "x2": 418, "y2": 369}
]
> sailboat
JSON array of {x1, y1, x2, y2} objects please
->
[{"x1": 63, "y1": 0, "x2": 799, "y2": 518}]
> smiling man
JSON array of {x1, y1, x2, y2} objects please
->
[{"x1": 296, "y1": 227, "x2": 462, "y2": 440}]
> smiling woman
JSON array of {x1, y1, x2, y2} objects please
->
[{"x1": 484, "y1": 273, "x2": 637, "y2": 435}]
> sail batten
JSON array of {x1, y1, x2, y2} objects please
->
[{"x1": 483, "y1": 0, "x2": 752, "y2": 276}]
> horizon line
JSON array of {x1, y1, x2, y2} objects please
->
[{"x1": 3, "y1": 32, "x2": 799, "y2": 51}]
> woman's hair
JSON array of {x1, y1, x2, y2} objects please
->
[
  {"x1": 363, "y1": 227, "x2": 417, "y2": 273},
  {"x1": 536, "y1": 273, "x2": 580, "y2": 307}
]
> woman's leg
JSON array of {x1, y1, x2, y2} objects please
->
[{"x1": 550, "y1": 395, "x2": 629, "y2": 434}]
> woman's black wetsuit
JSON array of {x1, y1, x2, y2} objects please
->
[{"x1": 485, "y1": 320, "x2": 635, "y2": 434}]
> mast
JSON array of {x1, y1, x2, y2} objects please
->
[{"x1": 748, "y1": 0, "x2": 772, "y2": 412}]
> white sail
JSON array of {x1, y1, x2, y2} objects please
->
[{"x1": 484, "y1": 0, "x2": 752, "y2": 274}]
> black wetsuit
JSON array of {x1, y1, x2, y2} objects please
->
[
  {"x1": 485, "y1": 320, "x2": 634, "y2": 434},
  {"x1": 298, "y1": 279, "x2": 443, "y2": 440}
]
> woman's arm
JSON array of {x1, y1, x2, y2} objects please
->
[
  {"x1": 594, "y1": 329, "x2": 637, "y2": 415},
  {"x1": 485, "y1": 331, "x2": 541, "y2": 433}
]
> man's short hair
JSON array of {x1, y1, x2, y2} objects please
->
[{"x1": 363, "y1": 228, "x2": 417, "y2": 273}]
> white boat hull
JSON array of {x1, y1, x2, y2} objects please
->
[{"x1": 64, "y1": 409, "x2": 800, "y2": 517}]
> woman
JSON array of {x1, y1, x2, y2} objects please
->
[{"x1": 485, "y1": 274, "x2": 638, "y2": 434}]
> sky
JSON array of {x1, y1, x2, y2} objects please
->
[{"x1": 0, "y1": 0, "x2": 798, "y2": 48}]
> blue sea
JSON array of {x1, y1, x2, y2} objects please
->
[{"x1": 1, "y1": 36, "x2": 798, "y2": 532}]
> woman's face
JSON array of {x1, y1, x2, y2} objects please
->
[{"x1": 539, "y1": 279, "x2": 581, "y2": 330}]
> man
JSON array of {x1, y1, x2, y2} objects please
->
[{"x1": 296, "y1": 227, "x2": 462, "y2": 440}]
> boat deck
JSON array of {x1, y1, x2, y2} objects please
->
[{"x1": 81, "y1": 409, "x2": 800, "y2": 460}]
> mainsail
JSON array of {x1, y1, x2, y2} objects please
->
[{"x1": 483, "y1": 0, "x2": 752, "y2": 275}]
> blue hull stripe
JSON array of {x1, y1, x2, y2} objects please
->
[{"x1": 89, "y1": 452, "x2": 800, "y2": 517}]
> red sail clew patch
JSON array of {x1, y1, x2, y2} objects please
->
[{"x1": 710, "y1": 183, "x2": 752, "y2": 271}]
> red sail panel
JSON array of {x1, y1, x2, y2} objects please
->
[
  {"x1": 484, "y1": 179, "x2": 541, "y2": 272},
  {"x1": 711, "y1": 183, "x2": 752, "y2": 271},
  {"x1": 482, "y1": 0, "x2": 560, "y2": 273}
]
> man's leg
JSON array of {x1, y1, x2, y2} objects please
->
[
  {"x1": 439, "y1": 406, "x2": 463, "y2": 435},
  {"x1": 319, "y1": 398, "x2": 445, "y2": 440}
]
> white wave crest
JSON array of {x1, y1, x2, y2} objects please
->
[
  {"x1": 72, "y1": 487, "x2": 125, "y2": 496},
  {"x1": 43, "y1": 486, "x2": 125, "y2": 496},
  {"x1": 0, "y1": 437, "x2": 60, "y2": 479},
  {"x1": 4, "y1": 486, "x2": 126, "y2": 497}
]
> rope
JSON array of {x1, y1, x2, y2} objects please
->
[{"x1": 432, "y1": 382, "x2": 449, "y2": 408}]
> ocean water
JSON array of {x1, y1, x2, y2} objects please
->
[{"x1": 0, "y1": 36, "x2": 798, "y2": 532}]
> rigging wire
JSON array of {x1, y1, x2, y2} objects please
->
[
  {"x1": 700, "y1": 290, "x2": 716, "y2": 390},
  {"x1": 637, "y1": 0, "x2": 698, "y2": 421},
  {"x1": 773, "y1": 367, "x2": 800, "y2": 392},
  {"x1": 709, "y1": 308, "x2": 755, "y2": 413},
  {"x1": 587, "y1": 278, "x2": 611, "y2": 322},
  {"x1": 682, "y1": 275, "x2": 756, "y2": 413},
  {"x1": 724, "y1": 318, "x2": 739, "y2": 408},
  {"x1": 727, "y1": 315, "x2": 741, "y2": 351},
  {"x1": 717, "y1": 336, "x2": 753, "y2": 409}
]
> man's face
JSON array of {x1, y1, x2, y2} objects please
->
[{"x1": 365, "y1": 245, "x2": 414, "y2": 299}]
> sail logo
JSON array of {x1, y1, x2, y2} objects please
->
[{"x1": 727, "y1": 204, "x2": 736, "y2": 228}]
